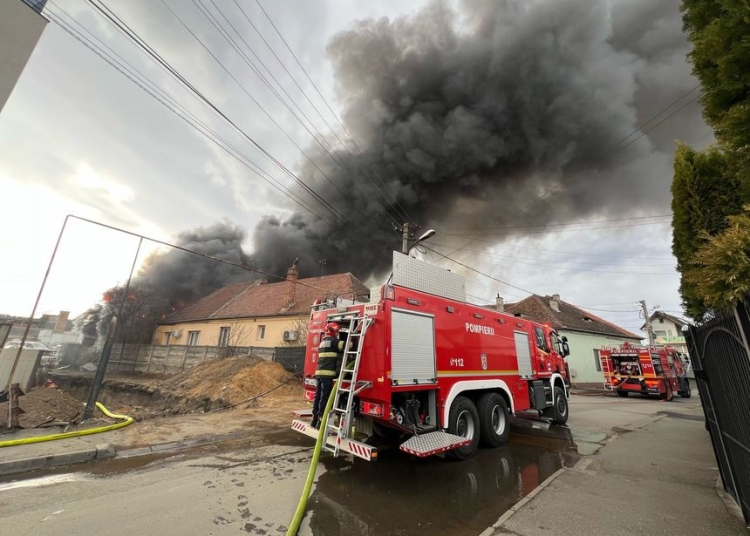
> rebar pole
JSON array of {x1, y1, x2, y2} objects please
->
[{"x1": 82, "y1": 237, "x2": 143, "y2": 420}]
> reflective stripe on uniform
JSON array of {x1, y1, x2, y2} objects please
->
[{"x1": 314, "y1": 369, "x2": 337, "y2": 377}]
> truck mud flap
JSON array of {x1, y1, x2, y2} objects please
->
[{"x1": 291, "y1": 419, "x2": 378, "y2": 461}]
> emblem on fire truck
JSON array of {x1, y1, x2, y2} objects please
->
[{"x1": 481, "y1": 353, "x2": 487, "y2": 370}]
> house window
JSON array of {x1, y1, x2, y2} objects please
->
[
  {"x1": 187, "y1": 331, "x2": 200, "y2": 346},
  {"x1": 164, "y1": 332, "x2": 172, "y2": 345},
  {"x1": 593, "y1": 349, "x2": 601, "y2": 372},
  {"x1": 219, "y1": 327, "x2": 230, "y2": 347},
  {"x1": 257, "y1": 325, "x2": 266, "y2": 340}
]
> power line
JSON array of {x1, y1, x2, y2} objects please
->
[
  {"x1": 153, "y1": 0, "x2": 357, "y2": 220},
  {"x1": 249, "y1": 0, "x2": 413, "y2": 224},
  {"x1": 46, "y1": 3, "x2": 336, "y2": 229},
  {"x1": 86, "y1": 0, "x2": 350, "y2": 227},
  {"x1": 428, "y1": 241, "x2": 676, "y2": 275},
  {"x1": 433, "y1": 213, "x2": 671, "y2": 231},
  {"x1": 438, "y1": 84, "x2": 704, "y2": 263},
  {"x1": 439, "y1": 220, "x2": 672, "y2": 238},
  {"x1": 191, "y1": 0, "x2": 403, "y2": 230},
  {"x1": 84, "y1": 0, "x2": 396, "y2": 254},
  {"x1": 428, "y1": 241, "x2": 676, "y2": 268},
  {"x1": 612, "y1": 85, "x2": 700, "y2": 147},
  {"x1": 422, "y1": 246, "x2": 535, "y2": 296},
  {"x1": 484, "y1": 243, "x2": 674, "y2": 261}
]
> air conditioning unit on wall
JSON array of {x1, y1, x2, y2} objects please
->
[
  {"x1": 283, "y1": 330, "x2": 298, "y2": 341},
  {"x1": 171, "y1": 330, "x2": 182, "y2": 338}
]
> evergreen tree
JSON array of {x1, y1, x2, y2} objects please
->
[
  {"x1": 672, "y1": 0, "x2": 750, "y2": 317},
  {"x1": 672, "y1": 144, "x2": 743, "y2": 317}
]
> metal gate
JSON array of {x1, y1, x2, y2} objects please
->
[{"x1": 686, "y1": 298, "x2": 750, "y2": 525}]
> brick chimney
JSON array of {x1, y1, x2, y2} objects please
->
[
  {"x1": 496, "y1": 294, "x2": 504, "y2": 312},
  {"x1": 283, "y1": 259, "x2": 299, "y2": 308},
  {"x1": 549, "y1": 294, "x2": 560, "y2": 313}
]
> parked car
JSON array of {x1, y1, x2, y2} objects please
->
[
  {"x1": 3, "y1": 340, "x2": 58, "y2": 366},
  {"x1": 3, "y1": 340, "x2": 54, "y2": 352}
]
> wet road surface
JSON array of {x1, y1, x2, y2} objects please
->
[{"x1": 0, "y1": 421, "x2": 587, "y2": 536}]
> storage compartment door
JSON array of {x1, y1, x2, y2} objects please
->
[
  {"x1": 514, "y1": 331, "x2": 533, "y2": 378},
  {"x1": 391, "y1": 309, "x2": 436, "y2": 385}
]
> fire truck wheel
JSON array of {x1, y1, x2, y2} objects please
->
[
  {"x1": 551, "y1": 386, "x2": 569, "y2": 425},
  {"x1": 615, "y1": 390, "x2": 629, "y2": 398},
  {"x1": 680, "y1": 379, "x2": 692, "y2": 398},
  {"x1": 446, "y1": 396, "x2": 480, "y2": 461},
  {"x1": 477, "y1": 393, "x2": 510, "y2": 448}
]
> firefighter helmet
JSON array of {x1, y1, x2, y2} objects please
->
[{"x1": 324, "y1": 322, "x2": 340, "y2": 336}]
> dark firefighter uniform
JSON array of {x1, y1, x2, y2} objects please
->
[{"x1": 311, "y1": 330, "x2": 344, "y2": 429}]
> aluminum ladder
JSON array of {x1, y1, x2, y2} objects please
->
[{"x1": 323, "y1": 315, "x2": 374, "y2": 457}]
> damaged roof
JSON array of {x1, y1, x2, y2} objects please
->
[
  {"x1": 162, "y1": 273, "x2": 370, "y2": 324},
  {"x1": 505, "y1": 295, "x2": 641, "y2": 340}
]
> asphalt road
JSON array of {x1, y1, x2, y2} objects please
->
[
  {"x1": 1, "y1": 394, "x2": 686, "y2": 536},
  {"x1": 0, "y1": 424, "x2": 580, "y2": 536}
]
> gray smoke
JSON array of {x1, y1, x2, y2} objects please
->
[
  {"x1": 251, "y1": 0, "x2": 702, "y2": 278},
  {"x1": 138, "y1": 221, "x2": 256, "y2": 309}
]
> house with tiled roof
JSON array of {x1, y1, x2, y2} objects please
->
[
  {"x1": 502, "y1": 294, "x2": 642, "y2": 388},
  {"x1": 153, "y1": 263, "x2": 370, "y2": 349}
]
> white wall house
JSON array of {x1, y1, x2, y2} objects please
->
[{"x1": 504, "y1": 294, "x2": 643, "y2": 388}]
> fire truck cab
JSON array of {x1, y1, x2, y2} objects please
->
[
  {"x1": 291, "y1": 253, "x2": 572, "y2": 461},
  {"x1": 599, "y1": 343, "x2": 691, "y2": 400}
]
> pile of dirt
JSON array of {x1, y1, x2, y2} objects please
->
[
  {"x1": 0, "y1": 385, "x2": 85, "y2": 428},
  {"x1": 158, "y1": 356, "x2": 302, "y2": 410}
]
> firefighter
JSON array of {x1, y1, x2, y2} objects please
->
[{"x1": 311, "y1": 322, "x2": 345, "y2": 429}]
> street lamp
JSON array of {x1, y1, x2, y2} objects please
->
[{"x1": 408, "y1": 229, "x2": 436, "y2": 256}]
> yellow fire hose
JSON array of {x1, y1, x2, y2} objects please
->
[
  {"x1": 0, "y1": 402, "x2": 133, "y2": 448},
  {"x1": 286, "y1": 380, "x2": 339, "y2": 536}
]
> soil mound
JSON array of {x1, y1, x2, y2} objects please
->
[
  {"x1": 158, "y1": 356, "x2": 300, "y2": 408},
  {"x1": 0, "y1": 385, "x2": 85, "y2": 428}
]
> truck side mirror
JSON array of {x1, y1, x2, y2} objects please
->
[{"x1": 562, "y1": 342, "x2": 570, "y2": 357}]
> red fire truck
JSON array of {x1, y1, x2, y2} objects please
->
[
  {"x1": 599, "y1": 343, "x2": 691, "y2": 400},
  {"x1": 291, "y1": 253, "x2": 571, "y2": 461}
]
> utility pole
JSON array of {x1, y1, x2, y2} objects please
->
[
  {"x1": 401, "y1": 223, "x2": 410, "y2": 254},
  {"x1": 640, "y1": 299, "x2": 656, "y2": 348}
]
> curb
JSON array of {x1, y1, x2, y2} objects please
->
[
  {"x1": 0, "y1": 443, "x2": 115, "y2": 476},
  {"x1": 480, "y1": 465, "x2": 569, "y2": 536},
  {"x1": 715, "y1": 476, "x2": 746, "y2": 524}
]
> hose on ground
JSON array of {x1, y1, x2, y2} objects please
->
[
  {"x1": 286, "y1": 380, "x2": 339, "y2": 536},
  {"x1": 0, "y1": 402, "x2": 133, "y2": 448}
]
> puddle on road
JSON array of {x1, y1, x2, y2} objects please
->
[{"x1": 305, "y1": 426, "x2": 580, "y2": 536}]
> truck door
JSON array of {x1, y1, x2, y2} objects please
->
[{"x1": 391, "y1": 309, "x2": 437, "y2": 385}]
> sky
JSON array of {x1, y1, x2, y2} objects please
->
[{"x1": 0, "y1": 0, "x2": 714, "y2": 337}]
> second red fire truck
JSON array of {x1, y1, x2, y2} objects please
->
[
  {"x1": 599, "y1": 343, "x2": 691, "y2": 400},
  {"x1": 291, "y1": 253, "x2": 572, "y2": 461}
]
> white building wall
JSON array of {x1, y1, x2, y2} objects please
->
[
  {"x1": 561, "y1": 330, "x2": 642, "y2": 386},
  {"x1": 0, "y1": 0, "x2": 47, "y2": 112}
]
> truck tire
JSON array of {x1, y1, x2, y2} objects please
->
[
  {"x1": 680, "y1": 379, "x2": 692, "y2": 399},
  {"x1": 551, "y1": 386, "x2": 569, "y2": 425},
  {"x1": 477, "y1": 392, "x2": 510, "y2": 448},
  {"x1": 615, "y1": 390, "x2": 629, "y2": 397},
  {"x1": 446, "y1": 396, "x2": 480, "y2": 461}
]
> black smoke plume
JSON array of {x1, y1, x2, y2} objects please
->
[
  {"x1": 251, "y1": 0, "x2": 700, "y2": 278},
  {"x1": 76, "y1": 222, "x2": 257, "y2": 344},
  {"x1": 138, "y1": 221, "x2": 255, "y2": 309}
]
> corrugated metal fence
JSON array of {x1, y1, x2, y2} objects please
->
[{"x1": 686, "y1": 298, "x2": 750, "y2": 525}]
